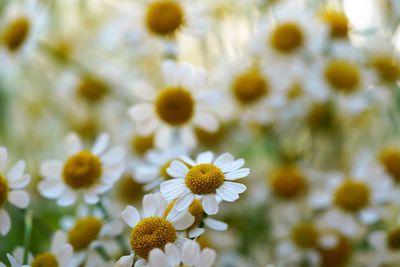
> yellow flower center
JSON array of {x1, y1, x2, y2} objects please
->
[
  {"x1": 62, "y1": 151, "x2": 102, "y2": 189},
  {"x1": 307, "y1": 102, "x2": 335, "y2": 129},
  {"x1": 232, "y1": 70, "x2": 269, "y2": 105},
  {"x1": 68, "y1": 216, "x2": 103, "y2": 251},
  {"x1": 379, "y1": 148, "x2": 400, "y2": 182},
  {"x1": 195, "y1": 126, "x2": 226, "y2": 147},
  {"x1": 31, "y1": 252, "x2": 58, "y2": 267},
  {"x1": 291, "y1": 223, "x2": 319, "y2": 249},
  {"x1": 76, "y1": 76, "x2": 109, "y2": 103},
  {"x1": 372, "y1": 55, "x2": 400, "y2": 83},
  {"x1": 1, "y1": 16, "x2": 30, "y2": 52},
  {"x1": 317, "y1": 231, "x2": 351, "y2": 267},
  {"x1": 145, "y1": 0, "x2": 184, "y2": 36},
  {"x1": 130, "y1": 217, "x2": 177, "y2": 259},
  {"x1": 334, "y1": 180, "x2": 370, "y2": 212},
  {"x1": 321, "y1": 10, "x2": 349, "y2": 39},
  {"x1": 117, "y1": 174, "x2": 144, "y2": 204},
  {"x1": 324, "y1": 59, "x2": 361, "y2": 93},
  {"x1": 387, "y1": 227, "x2": 400, "y2": 250},
  {"x1": 155, "y1": 87, "x2": 194, "y2": 126},
  {"x1": 287, "y1": 81, "x2": 303, "y2": 100},
  {"x1": 185, "y1": 163, "x2": 224, "y2": 195},
  {"x1": 270, "y1": 22, "x2": 304, "y2": 53},
  {"x1": 164, "y1": 199, "x2": 204, "y2": 229},
  {"x1": 160, "y1": 160, "x2": 174, "y2": 180},
  {"x1": 270, "y1": 165, "x2": 307, "y2": 199},
  {"x1": 131, "y1": 134, "x2": 154, "y2": 156},
  {"x1": 0, "y1": 174, "x2": 9, "y2": 208}
]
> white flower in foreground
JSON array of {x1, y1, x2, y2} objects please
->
[
  {"x1": 128, "y1": 61, "x2": 219, "y2": 150},
  {"x1": 0, "y1": 147, "x2": 31, "y2": 236},
  {"x1": 161, "y1": 151, "x2": 248, "y2": 215},
  {"x1": 136, "y1": 240, "x2": 216, "y2": 267},
  {"x1": 38, "y1": 132, "x2": 125, "y2": 206},
  {"x1": 117, "y1": 193, "x2": 194, "y2": 266}
]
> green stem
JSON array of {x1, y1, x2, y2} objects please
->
[{"x1": 23, "y1": 209, "x2": 33, "y2": 264}]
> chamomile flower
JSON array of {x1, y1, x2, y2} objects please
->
[
  {"x1": 0, "y1": 147, "x2": 31, "y2": 236},
  {"x1": 138, "y1": 240, "x2": 216, "y2": 267},
  {"x1": 160, "y1": 151, "x2": 248, "y2": 215},
  {"x1": 128, "y1": 61, "x2": 220, "y2": 149},
  {"x1": 117, "y1": 193, "x2": 194, "y2": 266},
  {"x1": 37, "y1": 132, "x2": 125, "y2": 206}
]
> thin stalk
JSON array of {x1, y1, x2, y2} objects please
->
[{"x1": 23, "y1": 209, "x2": 33, "y2": 264}]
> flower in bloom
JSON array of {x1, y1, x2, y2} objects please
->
[
  {"x1": 116, "y1": 193, "x2": 194, "y2": 266},
  {"x1": 136, "y1": 240, "x2": 216, "y2": 267},
  {"x1": 0, "y1": 147, "x2": 31, "y2": 236},
  {"x1": 160, "y1": 151, "x2": 248, "y2": 215},
  {"x1": 37, "y1": 132, "x2": 125, "y2": 206}
]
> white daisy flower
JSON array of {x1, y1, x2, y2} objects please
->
[
  {"x1": 117, "y1": 193, "x2": 194, "y2": 266},
  {"x1": 134, "y1": 147, "x2": 189, "y2": 191},
  {"x1": 160, "y1": 151, "x2": 249, "y2": 215},
  {"x1": 0, "y1": 147, "x2": 31, "y2": 236},
  {"x1": 137, "y1": 240, "x2": 216, "y2": 267},
  {"x1": 37, "y1": 132, "x2": 125, "y2": 206},
  {"x1": 128, "y1": 61, "x2": 220, "y2": 150}
]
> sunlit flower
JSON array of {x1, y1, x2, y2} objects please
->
[{"x1": 38, "y1": 132, "x2": 125, "y2": 206}]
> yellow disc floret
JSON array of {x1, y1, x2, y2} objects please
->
[
  {"x1": 379, "y1": 148, "x2": 400, "y2": 182},
  {"x1": 1, "y1": 16, "x2": 30, "y2": 52},
  {"x1": 270, "y1": 22, "x2": 304, "y2": 53},
  {"x1": 185, "y1": 164, "x2": 224, "y2": 195},
  {"x1": 324, "y1": 59, "x2": 360, "y2": 93},
  {"x1": 318, "y1": 231, "x2": 352, "y2": 267},
  {"x1": 321, "y1": 10, "x2": 349, "y2": 39},
  {"x1": 117, "y1": 174, "x2": 144, "y2": 204},
  {"x1": 130, "y1": 217, "x2": 177, "y2": 259},
  {"x1": 387, "y1": 227, "x2": 400, "y2": 250},
  {"x1": 68, "y1": 216, "x2": 103, "y2": 251},
  {"x1": 232, "y1": 70, "x2": 269, "y2": 105},
  {"x1": 62, "y1": 151, "x2": 102, "y2": 189},
  {"x1": 145, "y1": 0, "x2": 184, "y2": 36},
  {"x1": 291, "y1": 223, "x2": 319, "y2": 249},
  {"x1": 334, "y1": 180, "x2": 370, "y2": 212},
  {"x1": 31, "y1": 252, "x2": 59, "y2": 267},
  {"x1": 131, "y1": 134, "x2": 154, "y2": 156},
  {"x1": 0, "y1": 174, "x2": 9, "y2": 208},
  {"x1": 155, "y1": 87, "x2": 194, "y2": 126},
  {"x1": 372, "y1": 55, "x2": 400, "y2": 84},
  {"x1": 270, "y1": 165, "x2": 307, "y2": 199},
  {"x1": 76, "y1": 76, "x2": 109, "y2": 103}
]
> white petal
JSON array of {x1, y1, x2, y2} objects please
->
[
  {"x1": 9, "y1": 174, "x2": 30, "y2": 189},
  {"x1": 121, "y1": 205, "x2": 140, "y2": 228},
  {"x1": 40, "y1": 160, "x2": 63, "y2": 179},
  {"x1": 195, "y1": 249, "x2": 216, "y2": 267},
  {"x1": 101, "y1": 147, "x2": 125, "y2": 165},
  {"x1": 37, "y1": 179, "x2": 65, "y2": 198},
  {"x1": 128, "y1": 104, "x2": 154, "y2": 122},
  {"x1": 56, "y1": 190, "x2": 77, "y2": 206},
  {"x1": 0, "y1": 147, "x2": 8, "y2": 172},
  {"x1": 222, "y1": 182, "x2": 247, "y2": 193},
  {"x1": 0, "y1": 209, "x2": 11, "y2": 236},
  {"x1": 196, "y1": 151, "x2": 214, "y2": 164},
  {"x1": 224, "y1": 168, "x2": 250, "y2": 180},
  {"x1": 193, "y1": 112, "x2": 219, "y2": 133},
  {"x1": 216, "y1": 186, "x2": 239, "y2": 202},
  {"x1": 181, "y1": 240, "x2": 200, "y2": 265},
  {"x1": 181, "y1": 127, "x2": 197, "y2": 148},
  {"x1": 204, "y1": 218, "x2": 228, "y2": 231},
  {"x1": 202, "y1": 195, "x2": 218, "y2": 215},
  {"x1": 220, "y1": 159, "x2": 245, "y2": 173},
  {"x1": 160, "y1": 179, "x2": 187, "y2": 200},
  {"x1": 213, "y1": 153, "x2": 234, "y2": 169},
  {"x1": 189, "y1": 228, "x2": 205, "y2": 238},
  {"x1": 164, "y1": 243, "x2": 180, "y2": 266},
  {"x1": 83, "y1": 191, "x2": 100, "y2": 204},
  {"x1": 133, "y1": 259, "x2": 147, "y2": 267},
  {"x1": 91, "y1": 133, "x2": 110, "y2": 155},
  {"x1": 132, "y1": 82, "x2": 156, "y2": 101},
  {"x1": 155, "y1": 126, "x2": 173, "y2": 150},
  {"x1": 7, "y1": 161, "x2": 25, "y2": 182},
  {"x1": 162, "y1": 60, "x2": 178, "y2": 86},
  {"x1": 170, "y1": 211, "x2": 194, "y2": 230},
  {"x1": 55, "y1": 244, "x2": 73, "y2": 266},
  {"x1": 64, "y1": 133, "x2": 82, "y2": 155},
  {"x1": 115, "y1": 254, "x2": 135, "y2": 267},
  {"x1": 174, "y1": 192, "x2": 195, "y2": 211},
  {"x1": 180, "y1": 155, "x2": 196, "y2": 166},
  {"x1": 134, "y1": 166, "x2": 159, "y2": 183},
  {"x1": 51, "y1": 231, "x2": 68, "y2": 253},
  {"x1": 143, "y1": 194, "x2": 158, "y2": 217},
  {"x1": 7, "y1": 254, "x2": 22, "y2": 267},
  {"x1": 167, "y1": 160, "x2": 189, "y2": 179},
  {"x1": 149, "y1": 249, "x2": 167, "y2": 267},
  {"x1": 8, "y1": 191, "x2": 29, "y2": 209}
]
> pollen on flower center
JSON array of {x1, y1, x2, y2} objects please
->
[
  {"x1": 31, "y1": 252, "x2": 59, "y2": 267},
  {"x1": 372, "y1": 55, "x2": 400, "y2": 83},
  {"x1": 379, "y1": 148, "x2": 400, "y2": 182},
  {"x1": 270, "y1": 22, "x2": 304, "y2": 53},
  {"x1": 334, "y1": 180, "x2": 370, "y2": 212},
  {"x1": 0, "y1": 174, "x2": 9, "y2": 208},
  {"x1": 1, "y1": 16, "x2": 31, "y2": 52},
  {"x1": 324, "y1": 59, "x2": 360, "y2": 93},
  {"x1": 185, "y1": 163, "x2": 224, "y2": 195},
  {"x1": 291, "y1": 223, "x2": 319, "y2": 249},
  {"x1": 155, "y1": 87, "x2": 194, "y2": 126},
  {"x1": 130, "y1": 217, "x2": 177, "y2": 259},
  {"x1": 76, "y1": 76, "x2": 109, "y2": 103},
  {"x1": 321, "y1": 10, "x2": 349, "y2": 39},
  {"x1": 270, "y1": 165, "x2": 307, "y2": 199},
  {"x1": 68, "y1": 216, "x2": 103, "y2": 251},
  {"x1": 317, "y1": 231, "x2": 352, "y2": 267},
  {"x1": 62, "y1": 150, "x2": 102, "y2": 189},
  {"x1": 145, "y1": 0, "x2": 184, "y2": 36},
  {"x1": 387, "y1": 227, "x2": 400, "y2": 250},
  {"x1": 232, "y1": 70, "x2": 269, "y2": 105}
]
